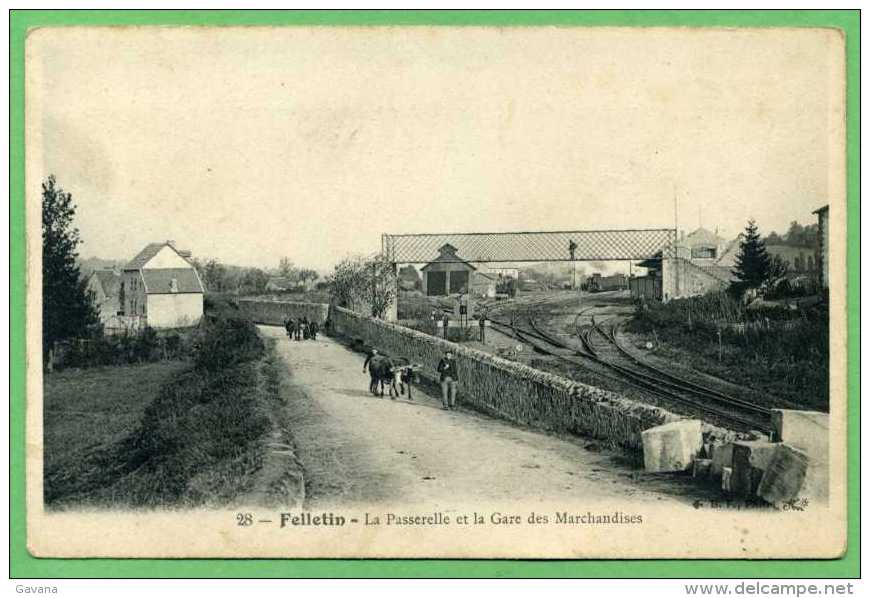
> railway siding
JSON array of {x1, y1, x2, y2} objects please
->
[{"x1": 331, "y1": 306, "x2": 702, "y2": 455}]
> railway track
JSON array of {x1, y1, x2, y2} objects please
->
[
  {"x1": 592, "y1": 320, "x2": 771, "y2": 418},
  {"x1": 489, "y1": 314, "x2": 772, "y2": 433}
]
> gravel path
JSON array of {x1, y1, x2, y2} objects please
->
[{"x1": 262, "y1": 325, "x2": 703, "y2": 509}]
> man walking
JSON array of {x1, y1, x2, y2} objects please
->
[{"x1": 436, "y1": 350, "x2": 458, "y2": 410}]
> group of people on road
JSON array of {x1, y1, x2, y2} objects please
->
[
  {"x1": 362, "y1": 347, "x2": 458, "y2": 411},
  {"x1": 283, "y1": 316, "x2": 319, "y2": 341}
]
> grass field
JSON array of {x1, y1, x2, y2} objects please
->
[
  {"x1": 44, "y1": 317, "x2": 289, "y2": 510},
  {"x1": 43, "y1": 361, "x2": 190, "y2": 508}
]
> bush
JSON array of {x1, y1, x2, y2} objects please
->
[
  {"x1": 194, "y1": 316, "x2": 264, "y2": 371},
  {"x1": 58, "y1": 327, "x2": 191, "y2": 369},
  {"x1": 629, "y1": 291, "x2": 829, "y2": 410}
]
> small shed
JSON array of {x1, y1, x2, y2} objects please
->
[{"x1": 421, "y1": 244, "x2": 476, "y2": 296}]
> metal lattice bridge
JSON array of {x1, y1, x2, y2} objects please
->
[{"x1": 382, "y1": 229, "x2": 676, "y2": 264}]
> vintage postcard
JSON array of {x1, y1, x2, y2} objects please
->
[{"x1": 25, "y1": 25, "x2": 847, "y2": 559}]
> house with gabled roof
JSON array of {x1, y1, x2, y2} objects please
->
[
  {"x1": 85, "y1": 268, "x2": 123, "y2": 324},
  {"x1": 121, "y1": 241, "x2": 205, "y2": 329}
]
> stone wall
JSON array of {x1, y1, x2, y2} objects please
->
[
  {"x1": 330, "y1": 306, "x2": 683, "y2": 454},
  {"x1": 237, "y1": 299, "x2": 329, "y2": 326},
  {"x1": 662, "y1": 257, "x2": 729, "y2": 300}
]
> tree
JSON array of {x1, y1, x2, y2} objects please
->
[
  {"x1": 730, "y1": 219, "x2": 772, "y2": 294},
  {"x1": 191, "y1": 257, "x2": 229, "y2": 292},
  {"x1": 327, "y1": 254, "x2": 397, "y2": 318},
  {"x1": 278, "y1": 257, "x2": 294, "y2": 278},
  {"x1": 764, "y1": 231, "x2": 784, "y2": 245},
  {"x1": 241, "y1": 268, "x2": 270, "y2": 294},
  {"x1": 768, "y1": 254, "x2": 789, "y2": 280},
  {"x1": 42, "y1": 175, "x2": 99, "y2": 354}
]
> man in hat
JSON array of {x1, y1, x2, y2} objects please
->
[{"x1": 436, "y1": 350, "x2": 458, "y2": 410}]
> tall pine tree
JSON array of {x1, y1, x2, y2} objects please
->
[
  {"x1": 42, "y1": 175, "x2": 98, "y2": 354},
  {"x1": 731, "y1": 218, "x2": 772, "y2": 294}
]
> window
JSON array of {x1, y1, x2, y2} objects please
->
[{"x1": 691, "y1": 246, "x2": 717, "y2": 259}]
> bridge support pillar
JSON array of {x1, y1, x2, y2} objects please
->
[{"x1": 384, "y1": 262, "x2": 398, "y2": 321}]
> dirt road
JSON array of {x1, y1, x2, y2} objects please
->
[{"x1": 262, "y1": 326, "x2": 702, "y2": 509}]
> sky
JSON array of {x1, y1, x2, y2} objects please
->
[{"x1": 27, "y1": 27, "x2": 843, "y2": 272}]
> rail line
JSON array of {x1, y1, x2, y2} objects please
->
[
  {"x1": 593, "y1": 320, "x2": 771, "y2": 417},
  {"x1": 488, "y1": 314, "x2": 772, "y2": 433}
]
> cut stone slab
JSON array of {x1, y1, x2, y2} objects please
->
[
  {"x1": 710, "y1": 442, "x2": 734, "y2": 477},
  {"x1": 771, "y1": 409, "x2": 829, "y2": 501},
  {"x1": 641, "y1": 419, "x2": 703, "y2": 473},
  {"x1": 771, "y1": 409, "x2": 829, "y2": 457},
  {"x1": 731, "y1": 440, "x2": 779, "y2": 498},
  {"x1": 757, "y1": 443, "x2": 809, "y2": 504}
]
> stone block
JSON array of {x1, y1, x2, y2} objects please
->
[
  {"x1": 710, "y1": 442, "x2": 734, "y2": 477},
  {"x1": 641, "y1": 419, "x2": 703, "y2": 473},
  {"x1": 731, "y1": 440, "x2": 779, "y2": 498},
  {"x1": 771, "y1": 409, "x2": 828, "y2": 458},
  {"x1": 757, "y1": 444, "x2": 809, "y2": 504},
  {"x1": 771, "y1": 409, "x2": 829, "y2": 501}
]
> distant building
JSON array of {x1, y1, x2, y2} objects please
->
[
  {"x1": 588, "y1": 272, "x2": 628, "y2": 292},
  {"x1": 677, "y1": 227, "x2": 732, "y2": 262},
  {"x1": 121, "y1": 241, "x2": 205, "y2": 329},
  {"x1": 637, "y1": 227, "x2": 736, "y2": 301},
  {"x1": 813, "y1": 205, "x2": 829, "y2": 288},
  {"x1": 265, "y1": 277, "x2": 315, "y2": 293},
  {"x1": 765, "y1": 244, "x2": 818, "y2": 274},
  {"x1": 421, "y1": 244, "x2": 476, "y2": 296},
  {"x1": 85, "y1": 268, "x2": 122, "y2": 324}
]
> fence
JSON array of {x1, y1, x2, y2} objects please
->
[
  {"x1": 330, "y1": 306, "x2": 682, "y2": 454},
  {"x1": 236, "y1": 299, "x2": 329, "y2": 326}
]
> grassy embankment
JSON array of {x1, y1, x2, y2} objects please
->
[
  {"x1": 626, "y1": 292, "x2": 829, "y2": 411},
  {"x1": 44, "y1": 314, "x2": 291, "y2": 509}
]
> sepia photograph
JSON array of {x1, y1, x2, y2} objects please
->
[{"x1": 23, "y1": 23, "x2": 848, "y2": 560}]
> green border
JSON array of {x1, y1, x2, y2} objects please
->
[{"x1": 9, "y1": 9, "x2": 860, "y2": 579}]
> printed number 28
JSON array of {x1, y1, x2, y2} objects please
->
[{"x1": 236, "y1": 513, "x2": 253, "y2": 526}]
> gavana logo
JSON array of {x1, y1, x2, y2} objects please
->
[{"x1": 15, "y1": 587, "x2": 58, "y2": 594}]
